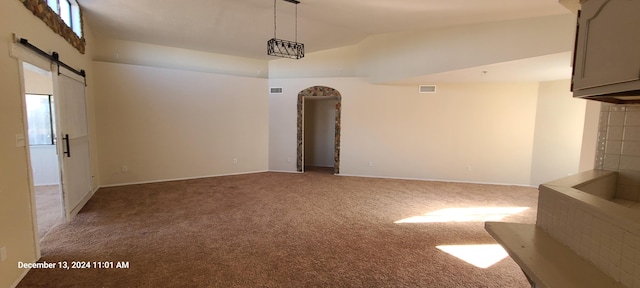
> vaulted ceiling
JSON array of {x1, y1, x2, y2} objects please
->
[
  {"x1": 78, "y1": 0, "x2": 575, "y2": 82},
  {"x1": 79, "y1": 0, "x2": 570, "y2": 59}
]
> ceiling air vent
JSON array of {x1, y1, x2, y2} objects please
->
[
  {"x1": 270, "y1": 87, "x2": 283, "y2": 94},
  {"x1": 419, "y1": 85, "x2": 436, "y2": 94}
]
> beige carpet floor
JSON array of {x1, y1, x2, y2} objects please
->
[
  {"x1": 34, "y1": 185, "x2": 64, "y2": 240},
  {"x1": 18, "y1": 171, "x2": 538, "y2": 287}
]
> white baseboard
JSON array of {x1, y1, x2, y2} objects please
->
[
  {"x1": 69, "y1": 186, "x2": 99, "y2": 218},
  {"x1": 337, "y1": 173, "x2": 536, "y2": 188},
  {"x1": 11, "y1": 267, "x2": 30, "y2": 288},
  {"x1": 268, "y1": 170, "x2": 302, "y2": 174},
  {"x1": 99, "y1": 170, "x2": 270, "y2": 188},
  {"x1": 100, "y1": 170, "x2": 535, "y2": 190}
]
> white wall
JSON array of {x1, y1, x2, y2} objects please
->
[
  {"x1": 94, "y1": 61, "x2": 269, "y2": 186},
  {"x1": 266, "y1": 14, "x2": 589, "y2": 186},
  {"x1": 529, "y1": 80, "x2": 589, "y2": 186},
  {"x1": 269, "y1": 77, "x2": 542, "y2": 185},
  {"x1": 304, "y1": 98, "x2": 336, "y2": 167},
  {"x1": 579, "y1": 100, "x2": 601, "y2": 172}
]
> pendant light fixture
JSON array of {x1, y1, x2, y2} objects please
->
[{"x1": 267, "y1": 0, "x2": 304, "y2": 59}]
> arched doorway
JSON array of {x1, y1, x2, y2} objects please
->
[{"x1": 297, "y1": 86, "x2": 341, "y2": 174}]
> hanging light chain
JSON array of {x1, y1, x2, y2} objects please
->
[{"x1": 268, "y1": 0, "x2": 304, "y2": 59}]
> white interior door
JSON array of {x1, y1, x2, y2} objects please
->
[{"x1": 54, "y1": 70, "x2": 92, "y2": 219}]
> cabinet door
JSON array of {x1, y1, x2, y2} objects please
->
[{"x1": 573, "y1": 0, "x2": 640, "y2": 90}]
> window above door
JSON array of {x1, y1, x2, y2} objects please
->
[{"x1": 20, "y1": 0, "x2": 86, "y2": 54}]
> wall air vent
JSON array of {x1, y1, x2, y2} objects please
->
[
  {"x1": 419, "y1": 85, "x2": 437, "y2": 94},
  {"x1": 270, "y1": 87, "x2": 283, "y2": 94}
]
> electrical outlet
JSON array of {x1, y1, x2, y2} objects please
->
[
  {"x1": 1, "y1": 246, "x2": 7, "y2": 262},
  {"x1": 233, "y1": 158, "x2": 238, "y2": 164},
  {"x1": 368, "y1": 161, "x2": 373, "y2": 167},
  {"x1": 121, "y1": 166, "x2": 128, "y2": 173}
]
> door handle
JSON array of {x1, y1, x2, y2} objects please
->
[{"x1": 63, "y1": 134, "x2": 71, "y2": 157}]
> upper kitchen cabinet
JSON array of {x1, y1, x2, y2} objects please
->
[{"x1": 573, "y1": 0, "x2": 640, "y2": 103}]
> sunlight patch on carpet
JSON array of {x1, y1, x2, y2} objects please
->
[
  {"x1": 394, "y1": 207, "x2": 528, "y2": 223},
  {"x1": 436, "y1": 244, "x2": 508, "y2": 269}
]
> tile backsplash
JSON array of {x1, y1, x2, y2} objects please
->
[
  {"x1": 596, "y1": 104, "x2": 640, "y2": 201},
  {"x1": 537, "y1": 186, "x2": 640, "y2": 288},
  {"x1": 532, "y1": 104, "x2": 640, "y2": 287}
]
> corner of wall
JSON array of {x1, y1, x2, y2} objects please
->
[{"x1": 579, "y1": 100, "x2": 601, "y2": 172}]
